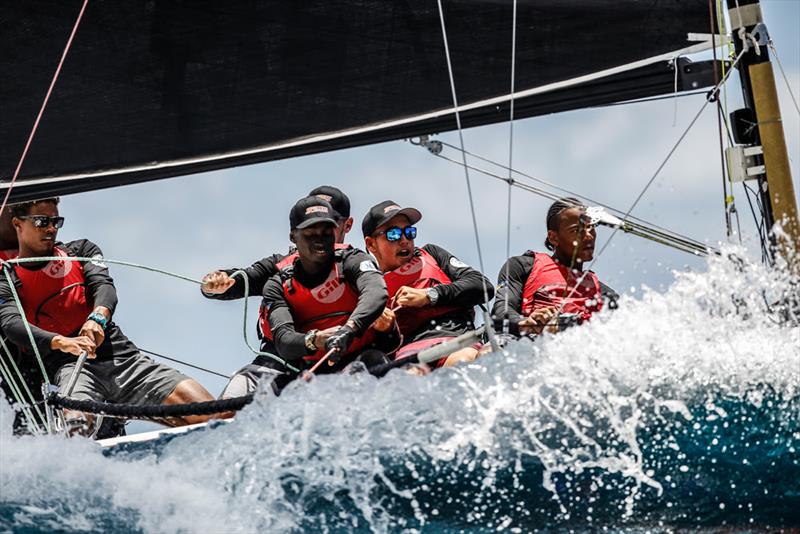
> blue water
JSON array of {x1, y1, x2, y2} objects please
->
[{"x1": 1, "y1": 249, "x2": 798, "y2": 533}]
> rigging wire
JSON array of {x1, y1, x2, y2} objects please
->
[
  {"x1": 433, "y1": 138, "x2": 708, "y2": 240},
  {"x1": 550, "y1": 48, "x2": 749, "y2": 315},
  {"x1": 503, "y1": 0, "x2": 518, "y2": 327},
  {"x1": 710, "y1": 0, "x2": 734, "y2": 238},
  {"x1": 435, "y1": 0, "x2": 496, "y2": 345},
  {"x1": 431, "y1": 151, "x2": 715, "y2": 257},
  {"x1": 0, "y1": 0, "x2": 89, "y2": 217},
  {"x1": 768, "y1": 41, "x2": 800, "y2": 116},
  {"x1": 428, "y1": 140, "x2": 713, "y2": 253},
  {"x1": 139, "y1": 348, "x2": 231, "y2": 380}
]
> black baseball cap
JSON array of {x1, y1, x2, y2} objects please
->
[
  {"x1": 362, "y1": 200, "x2": 422, "y2": 237},
  {"x1": 290, "y1": 196, "x2": 339, "y2": 230},
  {"x1": 309, "y1": 185, "x2": 350, "y2": 219}
]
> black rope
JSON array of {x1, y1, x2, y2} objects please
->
[{"x1": 48, "y1": 393, "x2": 253, "y2": 418}]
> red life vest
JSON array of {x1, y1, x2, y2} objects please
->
[
  {"x1": 259, "y1": 245, "x2": 374, "y2": 362},
  {"x1": 383, "y1": 248, "x2": 460, "y2": 335},
  {"x1": 520, "y1": 252, "x2": 602, "y2": 321},
  {"x1": 13, "y1": 246, "x2": 93, "y2": 336}
]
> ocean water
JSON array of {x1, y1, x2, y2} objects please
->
[{"x1": 1, "y1": 249, "x2": 798, "y2": 533}]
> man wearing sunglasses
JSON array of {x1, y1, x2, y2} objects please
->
[
  {"x1": 0, "y1": 198, "x2": 224, "y2": 435},
  {"x1": 363, "y1": 200, "x2": 494, "y2": 371},
  {"x1": 200, "y1": 185, "x2": 357, "y2": 398},
  {"x1": 256, "y1": 196, "x2": 390, "y2": 390},
  {"x1": 491, "y1": 197, "x2": 618, "y2": 338}
]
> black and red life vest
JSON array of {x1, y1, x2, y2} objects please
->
[
  {"x1": 383, "y1": 248, "x2": 460, "y2": 335},
  {"x1": 259, "y1": 245, "x2": 374, "y2": 362},
  {"x1": 12, "y1": 246, "x2": 93, "y2": 336},
  {"x1": 520, "y1": 252, "x2": 602, "y2": 321}
]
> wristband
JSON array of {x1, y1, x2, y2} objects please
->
[
  {"x1": 86, "y1": 312, "x2": 108, "y2": 330},
  {"x1": 305, "y1": 329, "x2": 319, "y2": 352}
]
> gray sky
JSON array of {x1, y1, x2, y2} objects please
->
[{"x1": 47, "y1": 0, "x2": 800, "y2": 395}]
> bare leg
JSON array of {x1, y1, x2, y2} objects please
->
[
  {"x1": 441, "y1": 347, "x2": 479, "y2": 368},
  {"x1": 162, "y1": 379, "x2": 234, "y2": 425}
]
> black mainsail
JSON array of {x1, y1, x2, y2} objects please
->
[{"x1": 1, "y1": 0, "x2": 721, "y2": 202}]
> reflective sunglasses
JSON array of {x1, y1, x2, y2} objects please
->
[
  {"x1": 17, "y1": 215, "x2": 65, "y2": 229},
  {"x1": 377, "y1": 226, "x2": 417, "y2": 242}
]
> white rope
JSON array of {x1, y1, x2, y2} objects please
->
[{"x1": 503, "y1": 0, "x2": 518, "y2": 326}]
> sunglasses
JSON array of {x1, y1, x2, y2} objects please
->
[
  {"x1": 376, "y1": 226, "x2": 417, "y2": 242},
  {"x1": 17, "y1": 215, "x2": 65, "y2": 229}
]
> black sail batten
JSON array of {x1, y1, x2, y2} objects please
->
[{"x1": 1, "y1": 0, "x2": 719, "y2": 201}]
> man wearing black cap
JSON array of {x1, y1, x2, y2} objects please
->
[
  {"x1": 257, "y1": 196, "x2": 389, "y2": 385},
  {"x1": 308, "y1": 185, "x2": 353, "y2": 244},
  {"x1": 491, "y1": 197, "x2": 617, "y2": 338},
  {"x1": 363, "y1": 200, "x2": 494, "y2": 371},
  {"x1": 200, "y1": 186, "x2": 354, "y2": 397}
]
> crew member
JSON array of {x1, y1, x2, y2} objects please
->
[
  {"x1": 257, "y1": 196, "x2": 390, "y2": 389},
  {"x1": 200, "y1": 186, "x2": 355, "y2": 397},
  {"x1": 491, "y1": 197, "x2": 618, "y2": 337},
  {"x1": 0, "y1": 198, "x2": 224, "y2": 434},
  {"x1": 363, "y1": 200, "x2": 494, "y2": 370}
]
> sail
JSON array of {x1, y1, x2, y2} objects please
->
[{"x1": 0, "y1": 0, "x2": 720, "y2": 202}]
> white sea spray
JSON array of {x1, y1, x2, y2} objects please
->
[{"x1": 0, "y1": 246, "x2": 797, "y2": 532}]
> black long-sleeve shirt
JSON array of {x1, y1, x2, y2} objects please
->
[
  {"x1": 0, "y1": 240, "x2": 139, "y2": 371},
  {"x1": 262, "y1": 248, "x2": 388, "y2": 362},
  {"x1": 404, "y1": 244, "x2": 495, "y2": 343},
  {"x1": 491, "y1": 252, "x2": 618, "y2": 335}
]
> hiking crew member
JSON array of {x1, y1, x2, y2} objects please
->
[
  {"x1": 492, "y1": 197, "x2": 618, "y2": 337},
  {"x1": 200, "y1": 186, "x2": 356, "y2": 398},
  {"x1": 257, "y1": 196, "x2": 389, "y2": 391},
  {"x1": 0, "y1": 198, "x2": 222, "y2": 434},
  {"x1": 363, "y1": 200, "x2": 494, "y2": 370}
]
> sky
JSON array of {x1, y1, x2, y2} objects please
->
[{"x1": 26, "y1": 0, "x2": 800, "y2": 396}]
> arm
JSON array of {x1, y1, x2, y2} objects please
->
[
  {"x1": 202, "y1": 254, "x2": 282, "y2": 300},
  {"x1": 423, "y1": 244, "x2": 494, "y2": 307},
  {"x1": 262, "y1": 275, "x2": 309, "y2": 361},
  {"x1": 342, "y1": 250, "x2": 388, "y2": 335},
  {"x1": 490, "y1": 255, "x2": 533, "y2": 333}
]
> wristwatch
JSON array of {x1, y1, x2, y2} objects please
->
[
  {"x1": 426, "y1": 287, "x2": 439, "y2": 306},
  {"x1": 86, "y1": 312, "x2": 108, "y2": 330},
  {"x1": 304, "y1": 329, "x2": 319, "y2": 352}
]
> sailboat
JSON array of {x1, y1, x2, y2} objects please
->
[{"x1": 1, "y1": 0, "x2": 797, "y2": 531}]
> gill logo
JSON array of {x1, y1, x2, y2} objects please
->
[
  {"x1": 45, "y1": 248, "x2": 72, "y2": 279},
  {"x1": 396, "y1": 255, "x2": 423, "y2": 276},
  {"x1": 312, "y1": 268, "x2": 346, "y2": 303}
]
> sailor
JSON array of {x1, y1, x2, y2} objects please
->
[
  {"x1": 363, "y1": 200, "x2": 494, "y2": 371},
  {"x1": 200, "y1": 185, "x2": 356, "y2": 398},
  {"x1": 257, "y1": 196, "x2": 390, "y2": 388},
  {"x1": 491, "y1": 197, "x2": 618, "y2": 337},
  {"x1": 0, "y1": 198, "x2": 224, "y2": 434}
]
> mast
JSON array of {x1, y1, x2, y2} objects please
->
[{"x1": 726, "y1": 0, "x2": 799, "y2": 268}]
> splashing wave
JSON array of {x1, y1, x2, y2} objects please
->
[{"x1": 2, "y1": 248, "x2": 798, "y2": 532}]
